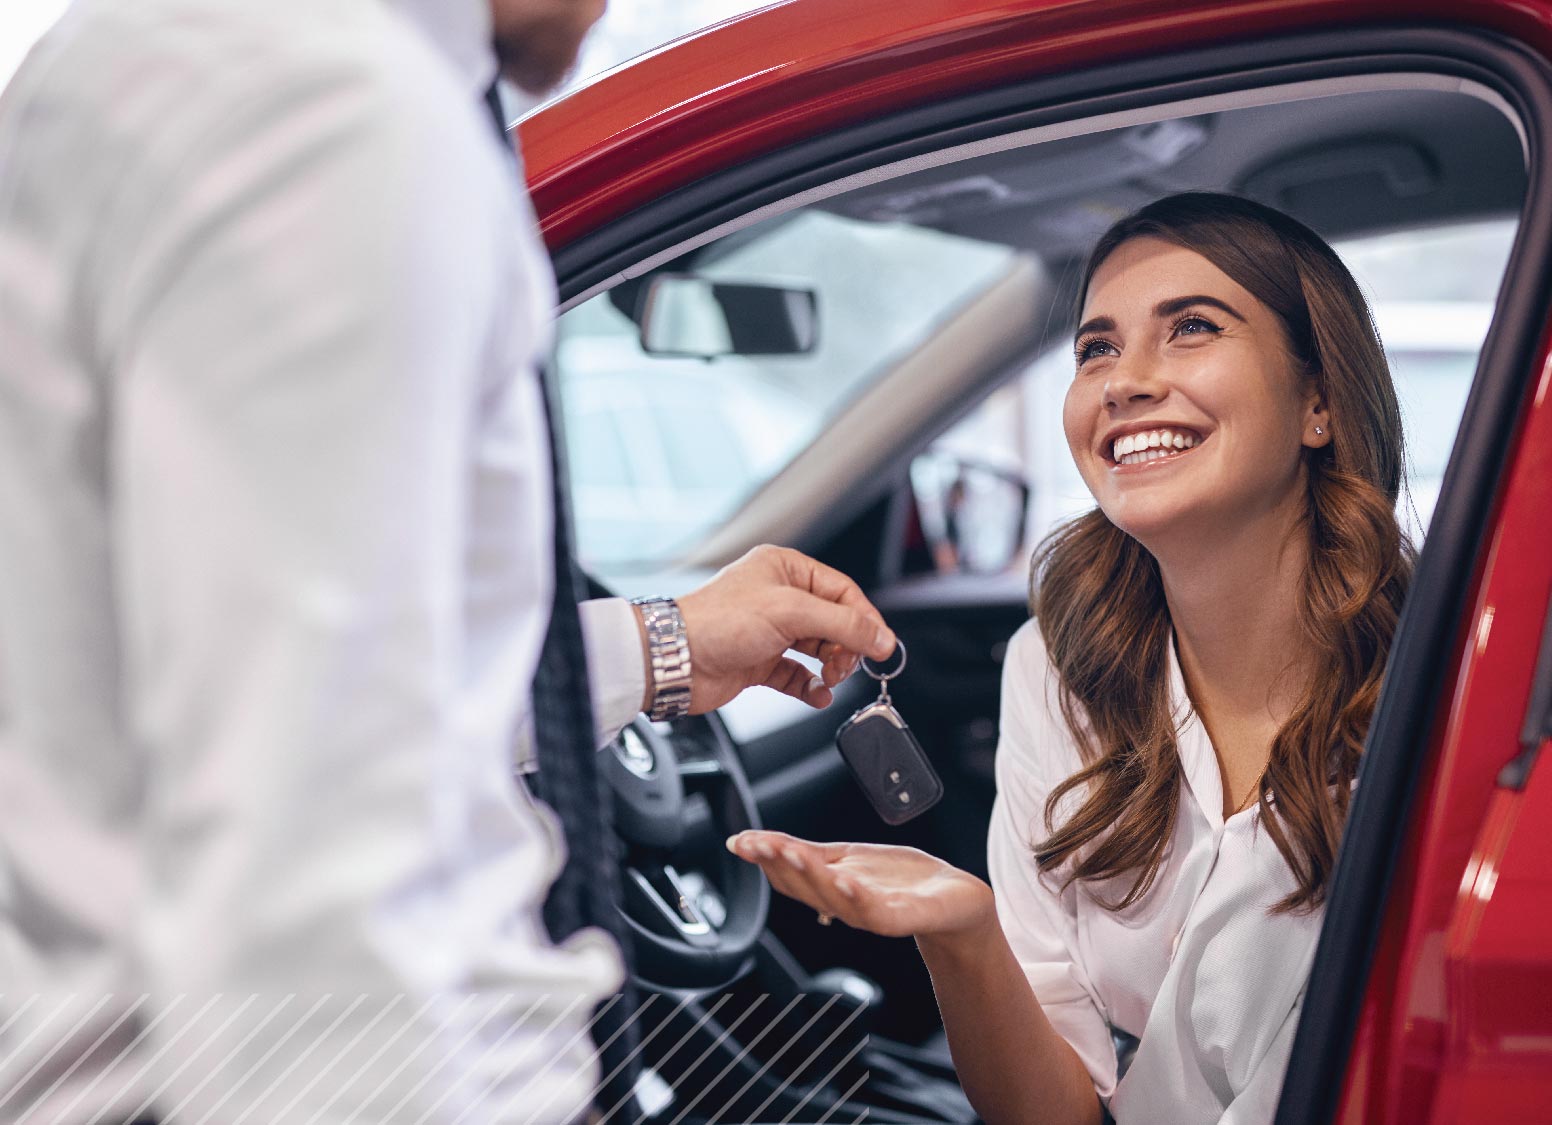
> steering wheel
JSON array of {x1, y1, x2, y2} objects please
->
[{"x1": 602, "y1": 711, "x2": 769, "y2": 990}]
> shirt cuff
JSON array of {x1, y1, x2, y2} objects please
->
[{"x1": 579, "y1": 597, "x2": 647, "y2": 748}]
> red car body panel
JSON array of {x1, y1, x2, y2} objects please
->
[
  {"x1": 1347, "y1": 338, "x2": 1552, "y2": 1124},
  {"x1": 522, "y1": 1, "x2": 1552, "y2": 1119},
  {"x1": 521, "y1": 0, "x2": 1552, "y2": 248}
]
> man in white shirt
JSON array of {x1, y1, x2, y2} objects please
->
[{"x1": 0, "y1": 1, "x2": 895, "y2": 1121}]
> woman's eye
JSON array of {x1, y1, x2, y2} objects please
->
[
  {"x1": 1171, "y1": 314, "x2": 1221, "y2": 339},
  {"x1": 1075, "y1": 338, "x2": 1118, "y2": 365}
]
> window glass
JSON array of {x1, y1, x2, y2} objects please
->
[
  {"x1": 1344, "y1": 221, "x2": 1511, "y2": 542},
  {"x1": 554, "y1": 212, "x2": 1017, "y2": 571}
]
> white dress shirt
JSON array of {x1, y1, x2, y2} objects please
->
[
  {"x1": 0, "y1": 0, "x2": 643, "y2": 1120},
  {"x1": 987, "y1": 620, "x2": 1323, "y2": 1124}
]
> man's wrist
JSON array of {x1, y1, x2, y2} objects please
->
[
  {"x1": 629, "y1": 596, "x2": 693, "y2": 721},
  {"x1": 629, "y1": 604, "x2": 653, "y2": 714}
]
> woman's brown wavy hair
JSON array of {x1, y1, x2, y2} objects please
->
[{"x1": 1030, "y1": 192, "x2": 1413, "y2": 914}]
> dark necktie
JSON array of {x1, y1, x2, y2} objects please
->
[{"x1": 482, "y1": 83, "x2": 642, "y2": 1117}]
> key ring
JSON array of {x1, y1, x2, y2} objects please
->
[
  {"x1": 861, "y1": 639, "x2": 907, "y2": 681},
  {"x1": 861, "y1": 640, "x2": 907, "y2": 704}
]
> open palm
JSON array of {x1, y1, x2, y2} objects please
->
[{"x1": 727, "y1": 830, "x2": 994, "y2": 939}]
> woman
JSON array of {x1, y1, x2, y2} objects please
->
[{"x1": 727, "y1": 192, "x2": 1412, "y2": 1124}]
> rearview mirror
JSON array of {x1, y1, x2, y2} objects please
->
[{"x1": 638, "y1": 275, "x2": 818, "y2": 358}]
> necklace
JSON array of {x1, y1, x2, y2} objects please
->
[{"x1": 1232, "y1": 771, "x2": 1265, "y2": 815}]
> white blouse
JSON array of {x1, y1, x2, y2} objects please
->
[{"x1": 987, "y1": 620, "x2": 1324, "y2": 1124}]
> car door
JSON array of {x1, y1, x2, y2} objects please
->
[{"x1": 526, "y1": 2, "x2": 1552, "y2": 1118}]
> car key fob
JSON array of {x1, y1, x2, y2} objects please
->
[{"x1": 835, "y1": 642, "x2": 943, "y2": 825}]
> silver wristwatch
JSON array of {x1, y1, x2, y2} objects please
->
[{"x1": 631, "y1": 596, "x2": 693, "y2": 722}]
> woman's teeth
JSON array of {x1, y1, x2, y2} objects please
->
[{"x1": 1113, "y1": 428, "x2": 1199, "y2": 466}]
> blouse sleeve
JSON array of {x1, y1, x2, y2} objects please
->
[{"x1": 986, "y1": 620, "x2": 1121, "y2": 1098}]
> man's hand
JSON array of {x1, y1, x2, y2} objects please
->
[{"x1": 640, "y1": 545, "x2": 896, "y2": 714}]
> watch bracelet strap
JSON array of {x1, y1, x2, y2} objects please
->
[{"x1": 631, "y1": 596, "x2": 693, "y2": 721}]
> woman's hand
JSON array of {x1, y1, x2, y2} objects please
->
[{"x1": 725, "y1": 829, "x2": 995, "y2": 940}]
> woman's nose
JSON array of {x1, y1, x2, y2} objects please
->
[{"x1": 1102, "y1": 353, "x2": 1164, "y2": 410}]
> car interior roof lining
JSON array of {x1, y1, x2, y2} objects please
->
[{"x1": 557, "y1": 70, "x2": 1524, "y2": 316}]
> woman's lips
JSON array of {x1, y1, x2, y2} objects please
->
[{"x1": 1108, "y1": 432, "x2": 1207, "y2": 471}]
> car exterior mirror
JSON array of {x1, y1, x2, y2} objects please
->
[
  {"x1": 637, "y1": 274, "x2": 819, "y2": 358},
  {"x1": 911, "y1": 454, "x2": 1032, "y2": 575}
]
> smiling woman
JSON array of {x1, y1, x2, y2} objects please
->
[
  {"x1": 1040, "y1": 192, "x2": 1410, "y2": 908},
  {"x1": 730, "y1": 192, "x2": 1413, "y2": 1124}
]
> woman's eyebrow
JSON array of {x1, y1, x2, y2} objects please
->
[
  {"x1": 1073, "y1": 295, "x2": 1247, "y2": 344},
  {"x1": 1073, "y1": 314, "x2": 1114, "y2": 343},
  {"x1": 1154, "y1": 294, "x2": 1246, "y2": 322}
]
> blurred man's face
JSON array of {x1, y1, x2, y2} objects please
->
[{"x1": 490, "y1": 0, "x2": 607, "y2": 94}]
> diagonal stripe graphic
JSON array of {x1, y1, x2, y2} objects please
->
[
  {"x1": 809, "y1": 1069, "x2": 870, "y2": 1125},
  {"x1": 763, "y1": 993, "x2": 875, "y2": 1117},
  {"x1": 295, "y1": 993, "x2": 413, "y2": 1125},
  {"x1": 0, "y1": 993, "x2": 84, "y2": 1111},
  {"x1": 13, "y1": 994, "x2": 149, "y2": 1125},
  {"x1": 774, "y1": 1037, "x2": 867, "y2": 1124},
  {"x1": 83, "y1": 992, "x2": 223, "y2": 1125},
  {"x1": 667, "y1": 994, "x2": 806, "y2": 1125},
  {"x1": 183, "y1": 993, "x2": 301, "y2": 1125},
  {"x1": 301, "y1": 994, "x2": 441, "y2": 1125},
  {"x1": 572, "y1": 994, "x2": 641, "y2": 1065},
  {"x1": 505, "y1": 993, "x2": 633, "y2": 1123},
  {"x1": 439, "y1": 995, "x2": 552, "y2": 1125},
  {"x1": 729, "y1": 994, "x2": 848, "y2": 1125},
  {"x1": 333, "y1": 994, "x2": 473, "y2": 1125},
  {"x1": 593, "y1": 992, "x2": 680, "y2": 1072},
  {"x1": 0, "y1": 995, "x2": 42, "y2": 1046},
  {"x1": 208, "y1": 993, "x2": 338, "y2": 1125},
  {"x1": 649, "y1": 994, "x2": 770, "y2": 1125},
  {"x1": 228, "y1": 993, "x2": 358, "y2": 1125},
  {"x1": 594, "y1": 993, "x2": 733, "y2": 1125},
  {"x1": 744, "y1": 996, "x2": 869, "y2": 1124},
  {"x1": 291, "y1": 995, "x2": 413, "y2": 1125},
  {"x1": 169, "y1": 995, "x2": 319, "y2": 1123},
  {"x1": 119, "y1": 992, "x2": 260, "y2": 1124},
  {"x1": 354, "y1": 993, "x2": 506, "y2": 1124},
  {"x1": 741, "y1": 993, "x2": 869, "y2": 1123},
  {"x1": 414, "y1": 995, "x2": 579, "y2": 1125},
  {"x1": 0, "y1": 993, "x2": 112, "y2": 1114},
  {"x1": 259, "y1": 993, "x2": 376, "y2": 1123},
  {"x1": 529, "y1": 992, "x2": 698, "y2": 1125},
  {"x1": 50, "y1": 993, "x2": 189, "y2": 1125},
  {"x1": 466, "y1": 993, "x2": 614, "y2": 1124}
]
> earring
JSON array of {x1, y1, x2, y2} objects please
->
[{"x1": 1314, "y1": 426, "x2": 1324, "y2": 436}]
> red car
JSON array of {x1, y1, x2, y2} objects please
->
[{"x1": 522, "y1": 2, "x2": 1552, "y2": 1121}]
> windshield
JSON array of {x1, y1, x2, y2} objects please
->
[{"x1": 553, "y1": 210, "x2": 1017, "y2": 572}]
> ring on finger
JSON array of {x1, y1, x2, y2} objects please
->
[{"x1": 816, "y1": 912, "x2": 833, "y2": 926}]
